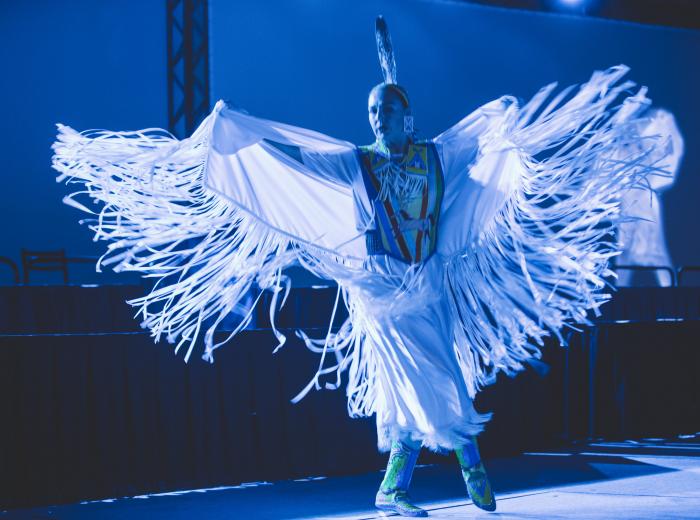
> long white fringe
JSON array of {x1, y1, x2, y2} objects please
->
[
  {"x1": 52, "y1": 103, "x2": 352, "y2": 364},
  {"x1": 52, "y1": 67, "x2": 668, "y2": 421},
  {"x1": 445, "y1": 65, "x2": 667, "y2": 397},
  {"x1": 374, "y1": 162, "x2": 427, "y2": 204}
]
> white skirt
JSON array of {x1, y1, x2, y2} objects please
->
[{"x1": 354, "y1": 254, "x2": 491, "y2": 452}]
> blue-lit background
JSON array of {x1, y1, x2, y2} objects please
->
[
  {"x1": 2, "y1": 2, "x2": 700, "y2": 513},
  {"x1": 1, "y1": 0, "x2": 699, "y2": 277}
]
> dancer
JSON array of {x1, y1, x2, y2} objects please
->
[
  {"x1": 52, "y1": 17, "x2": 666, "y2": 517},
  {"x1": 616, "y1": 108, "x2": 683, "y2": 287}
]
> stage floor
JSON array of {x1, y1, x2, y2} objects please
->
[{"x1": 2, "y1": 438, "x2": 699, "y2": 519}]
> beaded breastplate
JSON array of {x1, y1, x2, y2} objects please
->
[{"x1": 358, "y1": 141, "x2": 444, "y2": 264}]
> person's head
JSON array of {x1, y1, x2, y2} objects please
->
[{"x1": 368, "y1": 83, "x2": 412, "y2": 152}]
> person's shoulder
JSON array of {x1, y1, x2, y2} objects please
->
[
  {"x1": 412, "y1": 140, "x2": 438, "y2": 155},
  {"x1": 358, "y1": 143, "x2": 383, "y2": 160}
]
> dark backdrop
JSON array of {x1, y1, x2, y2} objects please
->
[
  {"x1": 2, "y1": 0, "x2": 699, "y2": 281},
  {"x1": 210, "y1": 0, "x2": 700, "y2": 267}
]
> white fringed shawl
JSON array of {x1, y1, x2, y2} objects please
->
[
  {"x1": 52, "y1": 65, "x2": 667, "y2": 411},
  {"x1": 437, "y1": 66, "x2": 665, "y2": 397}
]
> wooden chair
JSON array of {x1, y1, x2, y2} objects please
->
[
  {"x1": 0, "y1": 256, "x2": 20, "y2": 285},
  {"x1": 21, "y1": 249, "x2": 97, "y2": 285},
  {"x1": 21, "y1": 249, "x2": 70, "y2": 284}
]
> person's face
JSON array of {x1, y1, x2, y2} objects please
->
[{"x1": 368, "y1": 86, "x2": 409, "y2": 146}]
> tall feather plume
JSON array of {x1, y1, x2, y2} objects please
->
[{"x1": 375, "y1": 16, "x2": 397, "y2": 84}]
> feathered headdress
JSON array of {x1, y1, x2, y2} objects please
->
[
  {"x1": 375, "y1": 16, "x2": 397, "y2": 85},
  {"x1": 374, "y1": 15, "x2": 412, "y2": 129}
]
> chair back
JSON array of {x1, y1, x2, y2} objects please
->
[
  {"x1": 0, "y1": 256, "x2": 20, "y2": 285},
  {"x1": 21, "y1": 249, "x2": 69, "y2": 284}
]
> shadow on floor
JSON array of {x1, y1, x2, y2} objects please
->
[{"x1": 2, "y1": 438, "x2": 697, "y2": 520}]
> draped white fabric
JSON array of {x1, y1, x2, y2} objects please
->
[
  {"x1": 52, "y1": 65, "x2": 668, "y2": 451},
  {"x1": 617, "y1": 109, "x2": 684, "y2": 286},
  {"x1": 208, "y1": 107, "x2": 371, "y2": 258}
]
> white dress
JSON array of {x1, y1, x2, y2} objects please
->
[
  {"x1": 616, "y1": 108, "x2": 684, "y2": 287},
  {"x1": 52, "y1": 66, "x2": 669, "y2": 452}
]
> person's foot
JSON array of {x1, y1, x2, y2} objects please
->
[
  {"x1": 375, "y1": 489, "x2": 428, "y2": 517},
  {"x1": 462, "y1": 461, "x2": 496, "y2": 512}
]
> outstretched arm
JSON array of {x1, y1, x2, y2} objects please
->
[
  {"x1": 213, "y1": 105, "x2": 359, "y2": 188},
  {"x1": 52, "y1": 101, "x2": 368, "y2": 365}
]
